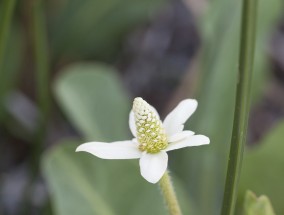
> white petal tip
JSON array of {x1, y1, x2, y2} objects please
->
[
  {"x1": 193, "y1": 135, "x2": 210, "y2": 146},
  {"x1": 163, "y1": 98, "x2": 198, "y2": 136},
  {"x1": 183, "y1": 99, "x2": 198, "y2": 109},
  {"x1": 187, "y1": 98, "x2": 198, "y2": 104},
  {"x1": 139, "y1": 152, "x2": 168, "y2": 184},
  {"x1": 75, "y1": 145, "x2": 84, "y2": 152},
  {"x1": 141, "y1": 171, "x2": 163, "y2": 184},
  {"x1": 144, "y1": 177, "x2": 160, "y2": 184},
  {"x1": 75, "y1": 143, "x2": 92, "y2": 152},
  {"x1": 203, "y1": 136, "x2": 210, "y2": 145}
]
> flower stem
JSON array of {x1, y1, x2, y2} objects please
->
[
  {"x1": 221, "y1": 0, "x2": 258, "y2": 215},
  {"x1": 159, "y1": 171, "x2": 182, "y2": 215}
]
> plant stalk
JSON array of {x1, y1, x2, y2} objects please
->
[
  {"x1": 31, "y1": 0, "x2": 50, "y2": 174},
  {"x1": 0, "y1": 0, "x2": 16, "y2": 120},
  {"x1": 221, "y1": 0, "x2": 258, "y2": 215},
  {"x1": 159, "y1": 171, "x2": 182, "y2": 215},
  {"x1": 22, "y1": 1, "x2": 50, "y2": 214},
  {"x1": 33, "y1": 0, "x2": 50, "y2": 119},
  {"x1": 0, "y1": 0, "x2": 16, "y2": 69}
]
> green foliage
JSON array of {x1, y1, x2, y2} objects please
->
[
  {"x1": 49, "y1": 0, "x2": 165, "y2": 61},
  {"x1": 44, "y1": 141, "x2": 165, "y2": 215},
  {"x1": 239, "y1": 122, "x2": 284, "y2": 214},
  {"x1": 244, "y1": 191, "x2": 275, "y2": 215},
  {"x1": 0, "y1": 26, "x2": 23, "y2": 99},
  {"x1": 0, "y1": 0, "x2": 282, "y2": 214},
  {"x1": 43, "y1": 140, "x2": 194, "y2": 215},
  {"x1": 54, "y1": 63, "x2": 130, "y2": 142},
  {"x1": 0, "y1": 26, "x2": 23, "y2": 122},
  {"x1": 44, "y1": 63, "x2": 193, "y2": 215},
  {"x1": 0, "y1": 0, "x2": 16, "y2": 69},
  {"x1": 43, "y1": 141, "x2": 116, "y2": 215}
]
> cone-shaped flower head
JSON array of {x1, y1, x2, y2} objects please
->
[
  {"x1": 76, "y1": 97, "x2": 210, "y2": 183},
  {"x1": 133, "y1": 97, "x2": 167, "y2": 153}
]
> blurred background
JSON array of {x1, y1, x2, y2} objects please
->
[{"x1": 0, "y1": 0, "x2": 284, "y2": 215}]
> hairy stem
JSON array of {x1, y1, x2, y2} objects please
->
[{"x1": 159, "y1": 171, "x2": 182, "y2": 215}]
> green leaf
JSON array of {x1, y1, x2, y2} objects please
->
[
  {"x1": 43, "y1": 141, "x2": 115, "y2": 215},
  {"x1": 54, "y1": 63, "x2": 130, "y2": 142},
  {"x1": 244, "y1": 191, "x2": 276, "y2": 215},
  {"x1": 239, "y1": 122, "x2": 284, "y2": 214},
  {"x1": 43, "y1": 141, "x2": 194, "y2": 215},
  {"x1": 49, "y1": 0, "x2": 165, "y2": 61}
]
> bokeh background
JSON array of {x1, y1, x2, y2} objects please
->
[{"x1": 0, "y1": 0, "x2": 284, "y2": 215}]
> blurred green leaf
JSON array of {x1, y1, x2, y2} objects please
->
[
  {"x1": 43, "y1": 141, "x2": 115, "y2": 215},
  {"x1": 49, "y1": 0, "x2": 165, "y2": 61},
  {"x1": 173, "y1": 0, "x2": 282, "y2": 214},
  {"x1": 239, "y1": 121, "x2": 284, "y2": 214},
  {"x1": 54, "y1": 63, "x2": 130, "y2": 142},
  {"x1": 43, "y1": 141, "x2": 194, "y2": 215},
  {"x1": 244, "y1": 191, "x2": 276, "y2": 215}
]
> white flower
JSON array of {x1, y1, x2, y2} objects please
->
[{"x1": 76, "y1": 97, "x2": 210, "y2": 184}]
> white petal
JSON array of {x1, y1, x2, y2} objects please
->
[
  {"x1": 129, "y1": 111, "x2": 137, "y2": 137},
  {"x1": 163, "y1": 99, "x2": 198, "y2": 136},
  {"x1": 76, "y1": 141, "x2": 142, "y2": 159},
  {"x1": 166, "y1": 135, "x2": 210, "y2": 152},
  {"x1": 139, "y1": 151, "x2": 168, "y2": 184},
  {"x1": 168, "y1": 130, "x2": 195, "y2": 143}
]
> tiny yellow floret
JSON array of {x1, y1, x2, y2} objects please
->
[{"x1": 133, "y1": 97, "x2": 168, "y2": 153}]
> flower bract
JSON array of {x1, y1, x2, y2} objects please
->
[{"x1": 76, "y1": 97, "x2": 210, "y2": 183}]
